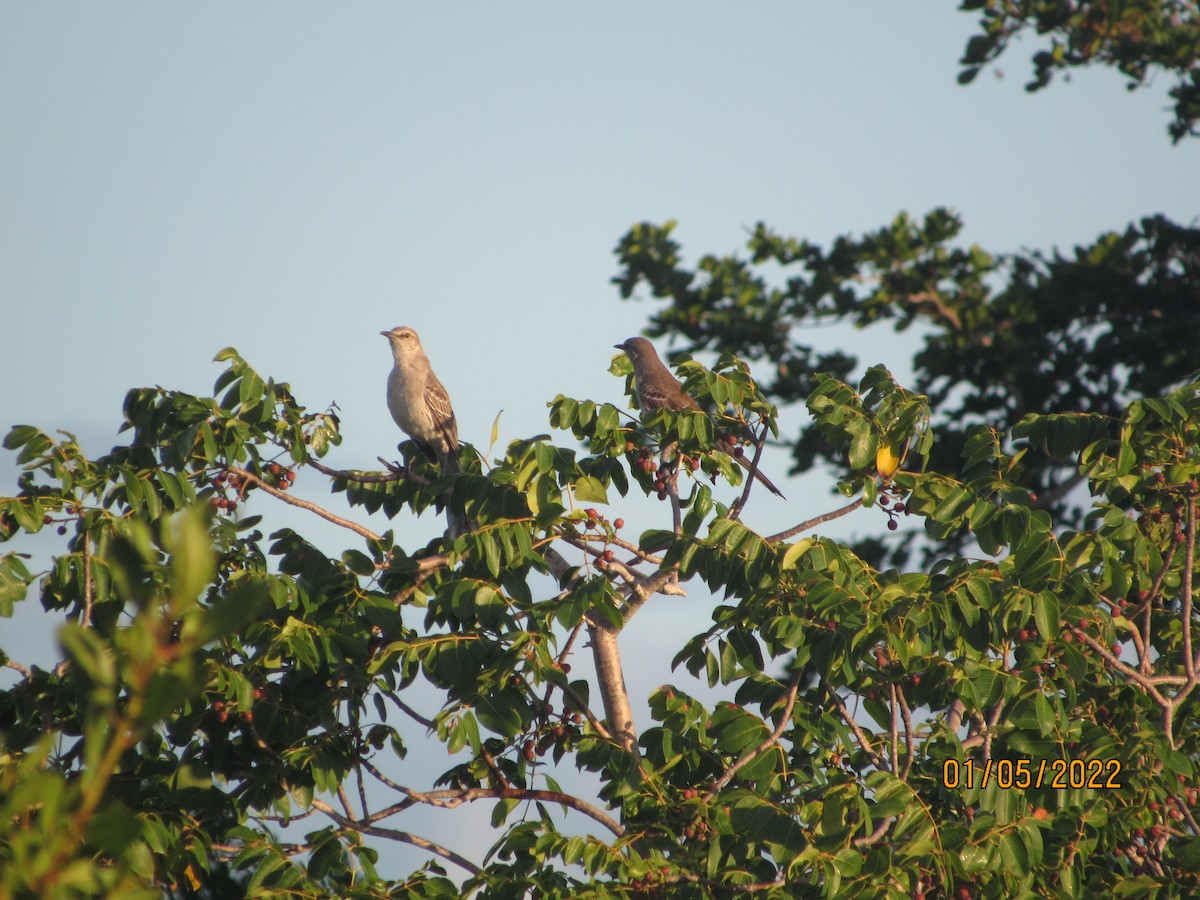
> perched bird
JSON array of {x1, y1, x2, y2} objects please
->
[
  {"x1": 614, "y1": 336, "x2": 785, "y2": 498},
  {"x1": 382, "y1": 326, "x2": 460, "y2": 474},
  {"x1": 382, "y1": 326, "x2": 467, "y2": 535}
]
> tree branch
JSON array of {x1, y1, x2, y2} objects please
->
[
  {"x1": 825, "y1": 682, "x2": 887, "y2": 772},
  {"x1": 228, "y1": 466, "x2": 382, "y2": 544},
  {"x1": 767, "y1": 499, "x2": 864, "y2": 543},
  {"x1": 373, "y1": 785, "x2": 625, "y2": 837},
  {"x1": 310, "y1": 798, "x2": 482, "y2": 875},
  {"x1": 706, "y1": 667, "x2": 802, "y2": 796}
]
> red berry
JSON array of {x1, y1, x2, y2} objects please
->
[
  {"x1": 603, "y1": 550, "x2": 615, "y2": 562},
  {"x1": 585, "y1": 508, "x2": 599, "y2": 520},
  {"x1": 613, "y1": 518, "x2": 625, "y2": 530}
]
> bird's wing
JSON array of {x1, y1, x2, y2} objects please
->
[{"x1": 425, "y1": 373, "x2": 459, "y2": 454}]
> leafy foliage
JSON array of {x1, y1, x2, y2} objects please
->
[
  {"x1": 957, "y1": 0, "x2": 1200, "y2": 142},
  {"x1": 613, "y1": 211, "x2": 1200, "y2": 564},
  {"x1": 2, "y1": 342, "x2": 1199, "y2": 897}
]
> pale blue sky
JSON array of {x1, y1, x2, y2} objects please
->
[{"x1": 1, "y1": 2, "x2": 1196, "y2": 881}]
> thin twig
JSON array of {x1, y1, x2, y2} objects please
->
[
  {"x1": 888, "y1": 685, "x2": 900, "y2": 775},
  {"x1": 1183, "y1": 495, "x2": 1195, "y2": 679},
  {"x1": 853, "y1": 817, "x2": 894, "y2": 848},
  {"x1": 384, "y1": 691, "x2": 435, "y2": 730},
  {"x1": 1073, "y1": 630, "x2": 1172, "y2": 705},
  {"x1": 3, "y1": 659, "x2": 30, "y2": 679},
  {"x1": 1140, "y1": 540, "x2": 1179, "y2": 675},
  {"x1": 728, "y1": 423, "x2": 767, "y2": 521},
  {"x1": 826, "y1": 683, "x2": 887, "y2": 771},
  {"x1": 307, "y1": 457, "x2": 416, "y2": 484},
  {"x1": 228, "y1": 466, "x2": 382, "y2": 544},
  {"x1": 767, "y1": 499, "x2": 864, "y2": 543},
  {"x1": 389, "y1": 784, "x2": 624, "y2": 836},
  {"x1": 337, "y1": 784, "x2": 356, "y2": 820},
  {"x1": 310, "y1": 798, "x2": 482, "y2": 875},
  {"x1": 360, "y1": 759, "x2": 410, "y2": 798},
  {"x1": 82, "y1": 531, "x2": 93, "y2": 628},
  {"x1": 705, "y1": 667, "x2": 803, "y2": 796},
  {"x1": 898, "y1": 687, "x2": 914, "y2": 781}
]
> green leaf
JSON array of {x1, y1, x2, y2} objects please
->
[
  {"x1": 474, "y1": 692, "x2": 525, "y2": 737},
  {"x1": 572, "y1": 476, "x2": 609, "y2": 504},
  {"x1": 167, "y1": 508, "x2": 216, "y2": 611},
  {"x1": 1032, "y1": 591, "x2": 1060, "y2": 640},
  {"x1": 86, "y1": 801, "x2": 143, "y2": 856},
  {"x1": 781, "y1": 538, "x2": 814, "y2": 569}
]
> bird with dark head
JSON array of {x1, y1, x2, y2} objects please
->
[{"x1": 614, "y1": 336, "x2": 785, "y2": 498}]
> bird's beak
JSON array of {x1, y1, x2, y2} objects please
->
[
  {"x1": 380, "y1": 331, "x2": 390, "y2": 338},
  {"x1": 613, "y1": 343, "x2": 624, "y2": 351}
]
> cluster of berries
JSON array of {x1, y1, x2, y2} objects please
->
[
  {"x1": 580, "y1": 507, "x2": 624, "y2": 571},
  {"x1": 877, "y1": 488, "x2": 909, "y2": 531},
  {"x1": 210, "y1": 471, "x2": 245, "y2": 512},
  {"x1": 519, "y1": 708, "x2": 585, "y2": 762},
  {"x1": 210, "y1": 464, "x2": 295, "y2": 513}
]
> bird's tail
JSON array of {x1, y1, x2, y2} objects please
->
[
  {"x1": 438, "y1": 449, "x2": 472, "y2": 538},
  {"x1": 733, "y1": 452, "x2": 786, "y2": 498},
  {"x1": 439, "y1": 450, "x2": 461, "y2": 476}
]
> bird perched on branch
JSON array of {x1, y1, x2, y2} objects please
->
[
  {"x1": 381, "y1": 326, "x2": 467, "y2": 535},
  {"x1": 614, "y1": 337, "x2": 785, "y2": 498}
]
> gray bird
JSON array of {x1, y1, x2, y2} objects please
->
[
  {"x1": 382, "y1": 326, "x2": 468, "y2": 536},
  {"x1": 382, "y1": 326, "x2": 460, "y2": 475},
  {"x1": 615, "y1": 337, "x2": 785, "y2": 498}
]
